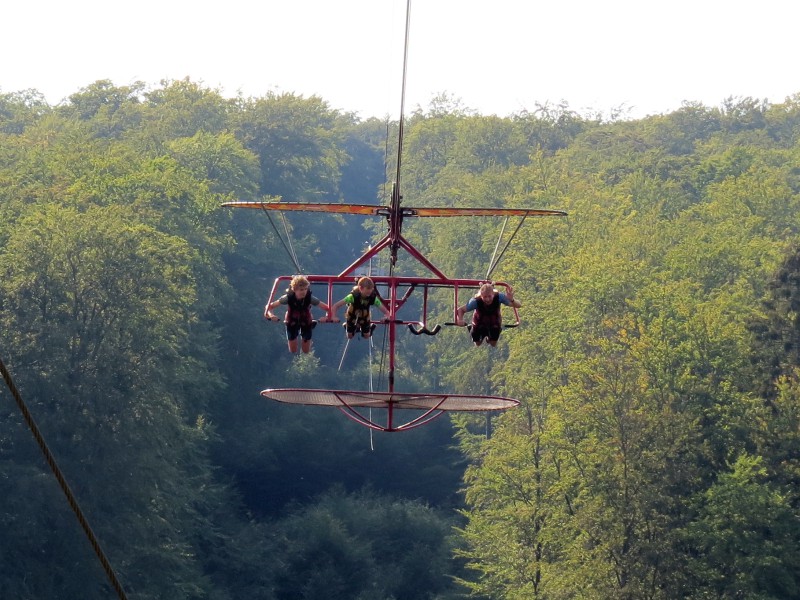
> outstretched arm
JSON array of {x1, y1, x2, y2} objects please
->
[
  {"x1": 264, "y1": 299, "x2": 281, "y2": 321},
  {"x1": 317, "y1": 301, "x2": 332, "y2": 321},
  {"x1": 329, "y1": 299, "x2": 347, "y2": 322},
  {"x1": 503, "y1": 289, "x2": 522, "y2": 309},
  {"x1": 455, "y1": 304, "x2": 468, "y2": 327}
]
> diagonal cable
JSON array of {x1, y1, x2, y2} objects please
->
[
  {"x1": 0, "y1": 356, "x2": 129, "y2": 600},
  {"x1": 259, "y1": 205, "x2": 303, "y2": 273}
]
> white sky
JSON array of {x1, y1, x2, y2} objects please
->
[{"x1": 3, "y1": 0, "x2": 799, "y2": 121}]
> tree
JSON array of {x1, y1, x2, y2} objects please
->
[
  {"x1": 0, "y1": 88, "x2": 49, "y2": 134},
  {"x1": 60, "y1": 79, "x2": 146, "y2": 139},
  {"x1": 268, "y1": 489, "x2": 462, "y2": 600},
  {"x1": 234, "y1": 92, "x2": 348, "y2": 200},
  {"x1": 749, "y1": 244, "x2": 800, "y2": 399},
  {"x1": 0, "y1": 204, "x2": 230, "y2": 597},
  {"x1": 682, "y1": 455, "x2": 800, "y2": 599}
]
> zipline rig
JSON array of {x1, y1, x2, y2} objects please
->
[
  {"x1": 223, "y1": 0, "x2": 566, "y2": 432},
  {"x1": 224, "y1": 199, "x2": 566, "y2": 432}
]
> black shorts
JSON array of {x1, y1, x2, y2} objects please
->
[
  {"x1": 471, "y1": 324, "x2": 501, "y2": 343},
  {"x1": 345, "y1": 320, "x2": 372, "y2": 335},
  {"x1": 286, "y1": 323, "x2": 314, "y2": 341}
]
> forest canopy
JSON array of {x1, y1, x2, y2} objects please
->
[{"x1": 1, "y1": 79, "x2": 800, "y2": 598}]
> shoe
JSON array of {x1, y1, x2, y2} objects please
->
[
  {"x1": 311, "y1": 320, "x2": 318, "y2": 329},
  {"x1": 370, "y1": 323, "x2": 377, "y2": 335}
]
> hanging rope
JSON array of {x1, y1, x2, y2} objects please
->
[
  {"x1": 486, "y1": 217, "x2": 509, "y2": 280},
  {"x1": 337, "y1": 336, "x2": 352, "y2": 372},
  {"x1": 0, "y1": 356, "x2": 129, "y2": 600},
  {"x1": 279, "y1": 212, "x2": 302, "y2": 272},
  {"x1": 368, "y1": 333, "x2": 375, "y2": 451},
  {"x1": 259, "y1": 205, "x2": 303, "y2": 273},
  {"x1": 485, "y1": 215, "x2": 528, "y2": 280}
]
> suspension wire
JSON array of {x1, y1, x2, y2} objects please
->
[
  {"x1": 376, "y1": 322, "x2": 388, "y2": 393},
  {"x1": 485, "y1": 215, "x2": 528, "y2": 280},
  {"x1": 367, "y1": 253, "x2": 383, "y2": 450},
  {"x1": 484, "y1": 355, "x2": 493, "y2": 439},
  {"x1": 374, "y1": 261, "x2": 392, "y2": 393},
  {"x1": 279, "y1": 212, "x2": 302, "y2": 273},
  {"x1": 259, "y1": 205, "x2": 303, "y2": 273},
  {"x1": 337, "y1": 336, "x2": 352, "y2": 372},
  {"x1": 383, "y1": 118, "x2": 392, "y2": 203},
  {"x1": 394, "y1": 0, "x2": 412, "y2": 190},
  {"x1": 0, "y1": 356, "x2": 129, "y2": 600},
  {"x1": 357, "y1": 0, "x2": 409, "y2": 444},
  {"x1": 486, "y1": 217, "x2": 509, "y2": 280},
  {"x1": 368, "y1": 333, "x2": 375, "y2": 451}
]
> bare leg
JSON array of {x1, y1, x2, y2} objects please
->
[
  {"x1": 288, "y1": 339, "x2": 299, "y2": 353},
  {"x1": 301, "y1": 339, "x2": 312, "y2": 353}
]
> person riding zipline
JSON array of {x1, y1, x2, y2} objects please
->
[
  {"x1": 455, "y1": 282, "x2": 521, "y2": 347},
  {"x1": 331, "y1": 276, "x2": 391, "y2": 339},
  {"x1": 265, "y1": 275, "x2": 332, "y2": 353}
]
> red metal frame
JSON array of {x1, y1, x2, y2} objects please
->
[
  {"x1": 228, "y1": 160, "x2": 567, "y2": 431},
  {"x1": 224, "y1": 195, "x2": 565, "y2": 431},
  {"x1": 335, "y1": 394, "x2": 449, "y2": 433},
  {"x1": 264, "y1": 264, "x2": 520, "y2": 397},
  {"x1": 222, "y1": 0, "x2": 566, "y2": 431}
]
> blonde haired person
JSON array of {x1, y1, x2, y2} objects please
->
[
  {"x1": 331, "y1": 277, "x2": 390, "y2": 339},
  {"x1": 455, "y1": 283, "x2": 520, "y2": 347},
  {"x1": 265, "y1": 275, "x2": 331, "y2": 353}
]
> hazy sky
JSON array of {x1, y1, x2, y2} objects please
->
[{"x1": 3, "y1": 0, "x2": 798, "y2": 120}]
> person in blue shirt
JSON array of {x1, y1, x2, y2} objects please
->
[{"x1": 455, "y1": 283, "x2": 520, "y2": 347}]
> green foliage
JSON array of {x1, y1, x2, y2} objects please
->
[
  {"x1": 234, "y1": 92, "x2": 349, "y2": 200},
  {"x1": 752, "y1": 375, "x2": 800, "y2": 508},
  {"x1": 1, "y1": 204, "x2": 195, "y2": 380},
  {"x1": 443, "y1": 94, "x2": 800, "y2": 598},
  {"x1": 141, "y1": 78, "x2": 234, "y2": 140},
  {"x1": 167, "y1": 130, "x2": 260, "y2": 198},
  {"x1": 3, "y1": 76, "x2": 800, "y2": 599},
  {"x1": 60, "y1": 79, "x2": 147, "y2": 138},
  {"x1": 0, "y1": 89, "x2": 49, "y2": 134},
  {"x1": 749, "y1": 244, "x2": 800, "y2": 398},
  {"x1": 0, "y1": 203, "x2": 230, "y2": 597},
  {"x1": 267, "y1": 489, "x2": 462, "y2": 600},
  {"x1": 682, "y1": 455, "x2": 800, "y2": 598}
]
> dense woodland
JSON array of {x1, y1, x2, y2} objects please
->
[{"x1": 1, "y1": 79, "x2": 800, "y2": 599}]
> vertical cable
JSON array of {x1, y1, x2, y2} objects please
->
[{"x1": 394, "y1": 0, "x2": 413, "y2": 193}]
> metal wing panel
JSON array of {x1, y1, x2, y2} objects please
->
[
  {"x1": 222, "y1": 201, "x2": 386, "y2": 216},
  {"x1": 261, "y1": 388, "x2": 519, "y2": 412},
  {"x1": 405, "y1": 207, "x2": 567, "y2": 217},
  {"x1": 222, "y1": 202, "x2": 566, "y2": 218}
]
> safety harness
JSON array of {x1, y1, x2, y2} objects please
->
[
  {"x1": 472, "y1": 292, "x2": 502, "y2": 329},
  {"x1": 346, "y1": 287, "x2": 379, "y2": 327},
  {"x1": 285, "y1": 290, "x2": 314, "y2": 328}
]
